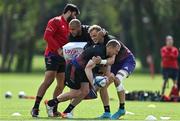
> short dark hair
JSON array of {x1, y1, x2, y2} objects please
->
[{"x1": 63, "y1": 4, "x2": 80, "y2": 15}]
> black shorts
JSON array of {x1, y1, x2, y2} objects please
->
[
  {"x1": 65, "y1": 63, "x2": 89, "y2": 89},
  {"x1": 45, "y1": 53, "x2": 65, "y2": 73},
  {"x1": 162, "y1": 68, "x2": 178, "y2": 81}
]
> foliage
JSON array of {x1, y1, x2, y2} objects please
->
[{"x1": 0, "y1": 0, "x2": 180, "y2": 72}]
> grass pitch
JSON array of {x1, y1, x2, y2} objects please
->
[{"x1": 0, "y1": 73, "x2": 180, "y2": 121}]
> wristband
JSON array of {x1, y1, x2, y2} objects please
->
[{"x1": 100, "y1": 59, "x2": 107, "y2": 65}]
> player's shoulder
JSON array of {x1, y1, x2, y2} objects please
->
[
  {"x1": 161, "y1": 46, "x2": 167, "y2": 50},
  {"x1": 172, "y1": 46, "x2": 178, "y2": 50},
  {"x1": 47, "y1": 16, "x2": 60, "y2": 25},
  {"x1": 49, "y1": 16, "x2": 63, "y2": 24},
  {"x1": 93, "y1": 45, "x2": 106, "y2": 53},
  {"x1": 86, "y1": 44, "x2": 104, "y2": 51}
]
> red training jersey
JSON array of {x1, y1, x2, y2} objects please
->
[
  {"x1": 160, "y1": 46, "x2": 179, "y2": 69},
  {"x1": 44, "y1": 16, "x2": 69, "y2": 56}
]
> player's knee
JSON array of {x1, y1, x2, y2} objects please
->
[
  {"x1": 81, "y1": 88, "x2": 89, "y2": 97},
  {"x1": 115, "y1": 70, "x2": 128, "y2": 92},
  {"x1": 73, "y1": 90, "x2": 82, "y2": 98},
  {"x1": 108, "y1": 73, "x2": 115, "y2": 83},
  {"x1": 116, "y1": 83, "x2": 124, "y2": 92},
  {"x1": 115, "y1": 70, "x2": 128, "y2": 82}
]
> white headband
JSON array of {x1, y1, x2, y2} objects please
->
[{"x1": 106, "y1": 39, "x2": 121, "y2": 46}]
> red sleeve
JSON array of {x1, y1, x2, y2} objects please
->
[
  {"x1": 43, "y1": 19, "x2": 59, "y2": 52},
  {"x1": 170, "y1": 48, "x2": 179, "y2": 59},
  {"x1": 161, "y1": 47, "x2": 167, "y2": 58}
]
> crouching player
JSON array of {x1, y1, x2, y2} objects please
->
[
  {"x1": 87, "y1": 25, "x2": 136, "y2": 119},
  {"x1": 44, "y1": 40, "x2": 121, "y2": 117},
  {"x1": 108, "y1": 42, "x2": 136, "y2": 119},
  {"x1": 86, "y1": 44, "x2": 136, "y2": 119}
]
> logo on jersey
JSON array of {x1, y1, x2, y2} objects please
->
[{"x1": 124, "y1": 66, "x2": 129, "y2": 70}]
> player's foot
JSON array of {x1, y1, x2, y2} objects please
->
[
  {"x1": 31, "y1": 108, "x2": 39, "y2": 117},
  {"x1": 98, "y1": 112, "x2": 111, "y2": 119},
  {"x1": 53, "y1": 111, "x2": 61, "y2": 117},
  {"x1": 44, "y1": 100, "x2": 54, "y2": 117},
  {"x1": 111, "y1": 109, "x2": 125, "y2": 120},
  {"x1": 61, "y1": 112, "x2": 73, "y2": 118}
]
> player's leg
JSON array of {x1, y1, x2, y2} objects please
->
[
  {"x1": 52, "y1": 72, "x2": 65, "y2": 116},
  {"x1": 62, "y1": 82, "x2": 89, "y2": 118},
  {"x1": 31, "y1": 54, "x2": 60, "y2": 117},
  {"x1": 62, "y1": 69, "x2": 90, "y2": 118},
  {"x1": 31, "y1": 71, "x2": 56, "y2": 117},
  {"x1": 111, "y1": 69, "x2": 127, "y2": 120},
  {"x1": 65, "y1": 82, "x2": 89, "y2": 108},
  {"x1": 169, "y1": 68, "x2": 179, "y2": 100},
  {"x1": 98, "y1": 71, "x2": 114, "y2": 119},
  {"x1": 98, "y1": 87, "x2": 111, "y2": 118},
  {"x1": 44, "y1": 63, "x2": 83, "y2": 117},
  {"x1": 111, "y1": 55, "x2": 136, "y2": 119},
  {"x1": 52, "y1": 61, "x2": 66, "y2": 116},
  {"x1": 161, "y1": 68, "x2": 168, "y2": 96},
  {"x1": 172, "y1": 68, "x2": 178, "y2": 87},
  {"x1": 97, "y1": 66, "x2": 114, "y2": 119},
  {"x1": 44, "y1": 89, "x2": 81, "y2": 117}
]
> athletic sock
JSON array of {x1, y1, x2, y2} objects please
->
[
  {"x1": 63, "y1": 104, "x2": 75, "y2": 113},
  {"x1": 53, "y1": 105, "x2": 58, "y2": 113},
  {"x1": 104, "y1": 105, "x2": 110, "y2": 112},
  {"x1": 119, "y1": 103, "x2": 125, "y2": 110},
  {"x1": 47, "y1": 98, "x2": 59, "y2": 107},
  {"x1": 33, "y1": 96, "x2": 42, "y2": 109}
]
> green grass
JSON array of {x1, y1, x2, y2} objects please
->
[{"x1": 0, "y1": 73, "x2": 179, "y2": 121}]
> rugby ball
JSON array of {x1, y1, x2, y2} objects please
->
[{"x1": 93, "y1": 76, "x2": 107, "y2": 87}]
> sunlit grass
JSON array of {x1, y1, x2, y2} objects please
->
[{"x1": 0, "y1": 73, "x2": 179, "y2": 120}]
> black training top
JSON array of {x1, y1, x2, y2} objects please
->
[
  {"x1": 68, "y1": 25, "x2": 93, "y2": 43},
  {"x1": 101, "y1": 34, "x2": 132, "y2": 63},
  {"x1": 73, "y1": 45, "x2": 107, "y2": 69}
]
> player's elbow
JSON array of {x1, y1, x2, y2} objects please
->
[
  {"x1": 85, "y1": 67, "x2": 92, "y2": 74},
  {"x1": 107, "y1": 59, "x2": 114, "y2": 65}
]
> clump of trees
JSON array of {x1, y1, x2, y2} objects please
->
[{"x1": 0, "y1": 0, "x2": 180, "y2": 72}]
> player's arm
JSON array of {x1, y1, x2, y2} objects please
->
[
  {"x1": 44, "y1": 19, "x2": 61, "y2": 53},
  {"x1": 99, "y1": 55, "x2": 116, "y2": 65},
  {"x1": 44, "y1": 20, "x2": 59, "y2": 51},
  {"x1": 85, "y1": 57, "x2": 100, "y2": 88},
  {"x1": 160, "y1": 48, "x2": 166, "y2": 58},
  {"x1": 170, "y1": 48, "x2": 179, "y2": 59}
]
